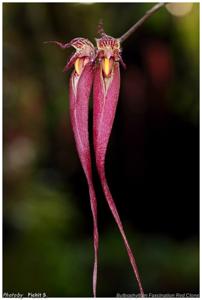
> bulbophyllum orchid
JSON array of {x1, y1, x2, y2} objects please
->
[
  {"x1": 46, "y1": 38, "x2": 99, "y2": 297},
  {"x1": 93, "y1": 34, "x2": 144, "y2": 296},
  {"x1": 45, "y1": 3, "x2": 165, "y2": 297}
]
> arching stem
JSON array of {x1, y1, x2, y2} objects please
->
[{"x1": 119, "y1": 3, "x2": 166, "y2": 43}]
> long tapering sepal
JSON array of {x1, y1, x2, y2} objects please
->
[
  {"x1": 93, "y1": 62, "x2": 144, "y2": 297},
  {"x1": 70, "y1": 62, "x2": 99, "y2": 297}
]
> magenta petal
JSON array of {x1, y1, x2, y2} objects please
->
[
  {"x1": 93, "y1": 63, "x2": 144, "y2": 296},
  {"x1": 93, "y1": 63, "x2": 120, "y2": 160},
  {"x1": 69, "y1": 63, "x2": 98, "y2": 297}
]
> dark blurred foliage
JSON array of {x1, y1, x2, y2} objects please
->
[{"x1": 3, "y1": 3, "x2": 199, "y2": 297}]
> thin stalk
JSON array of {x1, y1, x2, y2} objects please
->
[{"x1": 119, "y1": 2, "x2": 166, "y2": 43}]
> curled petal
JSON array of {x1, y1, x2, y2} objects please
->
[
  {"x1": 63, "y1": 52, "x2": 79, "y2": 73},
  {"x1": 44, "y1": 40, "x2": 71, "y2": 49}
]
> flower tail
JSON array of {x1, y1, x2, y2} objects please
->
[
  {"x1": 93, "y1": 62, "x2": 144, "y2": 296},
  {"x1": 70, "y1": 63, "x2": 98, "y2": 297},
  {"x1": 89, "y1": 186, "x2": 98, "y2": 297},
  {"x1": 99, "y1": 166, "x2": 144, "y2": 297}
]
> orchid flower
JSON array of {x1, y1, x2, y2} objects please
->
[
  {"x1": 45, "y1": 38, "x2": 99, "y2": 297},
  {"x1": 45, "y1": 3, "x2": 165, "y2": 297},
  {"x1": 67, "y1": 39, "x2": 98, "y2": 298},
  {"x1": 93, "y1": 34, "x2": 144, "y2": 296},
  {"x1": 46, "y1": 35, "x2": 143, "y2": 296}
]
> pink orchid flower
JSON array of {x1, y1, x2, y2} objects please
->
[
  {"x1": 67, "y1": 39, "x2": 99, "y2": 298},
  {"x1": 45, "y1": 35, "x2": 143, "y2": 297},
  {"x1": 45, "y1": 4, "x2": 166, "y2": 296},
  {"x1": 45, "y1": 38, "x2": 99, "y2": 296},
  {"x1": 94, "y1": 34, "x2": 144, "y2": 296}
]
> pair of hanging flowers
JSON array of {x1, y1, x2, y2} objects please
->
[{"x1": 45, "y1": 3, "x2": 165, "y2": 297}]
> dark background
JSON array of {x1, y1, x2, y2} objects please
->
[{"x1": 3, "y1": 3, "x2": 199, "y2": 297}]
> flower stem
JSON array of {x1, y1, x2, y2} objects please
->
[{"x1": 119, "y1": 2, "x2": 166, "y2": 43}]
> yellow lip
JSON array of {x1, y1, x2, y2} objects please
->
[
  {"x1": 74, "y1": 58, "x2": 82, "y2": 75},
  {"x1": 102, "y1": 58, "x2": 113, "y2": 77},
  {"x1": 104, "y1": 58, "x2": 110, "y2": 76}
]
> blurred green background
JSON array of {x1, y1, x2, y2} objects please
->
[{"x1": 3, "y1": 3, "x2": 199, "y2": 297}]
